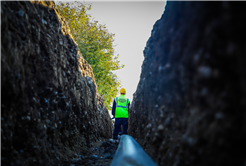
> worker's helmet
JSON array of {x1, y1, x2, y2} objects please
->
[{"x1": 120, "y1": 88, "x2": 126, "y2": 94}]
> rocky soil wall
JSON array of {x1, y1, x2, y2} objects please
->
[
  {"x1": 128, "y1": 2, "x2": 246, "y2": 166},
  {"x1": 1, "y1": 1, "x2": 112, "y2": 165}
]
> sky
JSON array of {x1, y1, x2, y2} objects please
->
[{"x1": 86, "y1": 1, "x2": 166, "y2": 103}]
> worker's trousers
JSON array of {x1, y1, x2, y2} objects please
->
[{"x1": 113, "y1": 118, "x2": 128, "y2": 140}]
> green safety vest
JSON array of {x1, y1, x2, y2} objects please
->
[{"x1": 115, "y1": 95, "x2": 130, "y2": 118}]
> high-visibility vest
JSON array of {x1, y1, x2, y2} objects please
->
[{"x1": 115, "y1": 95, "x2": 129, "y2": 118}]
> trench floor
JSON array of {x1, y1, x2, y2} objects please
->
[{"x1": 57, "y1": 139, "x2": 119, "y2": 166}]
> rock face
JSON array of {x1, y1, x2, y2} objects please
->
[
  {"x1": 128, "y1": 2, "x2": 246, "y2": 166},
  {"x1": 1, "y1": 1, "x2": 112, "y2": 165}
]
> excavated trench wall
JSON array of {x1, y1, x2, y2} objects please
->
[
  {"x1": 129, "y1": 2, "x2": 246, "y2": 166},
  {"x1": 1, "y1": 1, "x2": 112, "y2": 165}
]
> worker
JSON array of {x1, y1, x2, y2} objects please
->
[{"x1": 112, "y1": 88, "x2": 130, "y2": 140}]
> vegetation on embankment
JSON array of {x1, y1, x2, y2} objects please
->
[{"x1": 56, "y1": 2, "x2": 124, "y2": 109}]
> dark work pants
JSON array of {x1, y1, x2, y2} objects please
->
[{"x1": 113, "y1": 118, "x2": 128, "y2": 139}]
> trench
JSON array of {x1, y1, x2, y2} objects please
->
[{"x1": 2, "y1": 1, "x2": 246, "y2": 166}]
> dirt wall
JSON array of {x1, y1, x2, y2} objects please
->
[
  {"x1": 128, "y1": 2, "x2": 246, "y2": 166},
  {"x1": 1, "y1": 1, "x2": 112, "y2": 165}
]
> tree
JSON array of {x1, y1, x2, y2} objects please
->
[{"x1": 56, "y1": 2, "x2": 124, "y2": 109}]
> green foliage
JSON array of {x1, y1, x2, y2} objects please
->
[{"x1": 56, "y1": 2, "x2": 124, "y2": 109}]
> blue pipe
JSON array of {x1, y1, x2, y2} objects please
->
[{"x1": 110, "y1": 135, "x2": 157, "y2": 166}]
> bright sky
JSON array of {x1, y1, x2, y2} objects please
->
[{"x1": 86, "y1": 1, "x2": 166, "y2": 103}]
